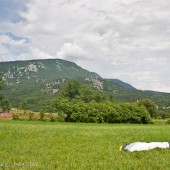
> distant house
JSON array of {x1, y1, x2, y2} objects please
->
[{"x1": 0, "y1": 112, "x2": 12, "y2": 120}]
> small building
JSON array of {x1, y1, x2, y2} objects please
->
[{"x1": 0, "y1": 112, "x2": 13, "y2": 120}]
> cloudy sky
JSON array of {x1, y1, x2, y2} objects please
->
[{"x1": 0, "y1": 0, "x2": 170, "y2": 92}]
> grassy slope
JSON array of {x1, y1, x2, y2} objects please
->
[{"x1": 0, "y1": 121, "x2": 169, "y2": 170}]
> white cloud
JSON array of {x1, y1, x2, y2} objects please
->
[
  {"x1": 57, "y1": 43, "x2": 91, "y2": 61},
  {"x1": 0, "y1": 34, "x2": 27, "y2": 47},
  {"x1": 29, "y1": 47, "x2": 52, "y2": 59},
  {"x1": 1, "y1": 0, "x2": 170, "y2": 92},
  {"x1": 0, "y1": 44, "x2": 8, "y2": 54},
  {"x1": 0, "y1": 34, "x2": 52, "y2": 61}
]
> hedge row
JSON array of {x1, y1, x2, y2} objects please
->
[
  {"x1": 52, "y1": 99, "x2": 152, "y2": 124},
  {"x1": 12, "y1": 110, "x2": 66, "y2": 122}
]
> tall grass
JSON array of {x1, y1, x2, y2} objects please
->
[{"x1": 0, "y1": 121, "x2": 169, "y2": 170}]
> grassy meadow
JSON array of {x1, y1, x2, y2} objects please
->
[{"x1": 0, "y1": 121, "x2": 169, "y2": 170}]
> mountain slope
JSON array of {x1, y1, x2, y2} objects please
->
[
  {"x1": 105, "y1": 79, "x2": 135, "y2": 90},
  {"x1": 1, "y1": 58, "x2": 170, "y2": 110},
  {"x1": 1, "y1": 59, "x2": 100, "y2": 84},
  {"x1": 0, "y1": 59, "x2": 102, "y2": 110}
]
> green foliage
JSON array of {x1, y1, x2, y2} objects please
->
[
  {"x1": 157, "y1": 110, "x2": 170, "y2": 119},
  {"x1": 79, "y1": 84, "x2": 105, "y2": 103},
  {"x1": 39, "y1": 100, "x2": 55, "y2": 113},
  {"x1": 28, "y1": 111, "x2": 34, "y2": 120},
  {"x1": 49, "y1": 113, "x2": 58, "y2": 122},
  {"x1": 79, "y1": 84, "x2": 95, "y2": 102},
  {"x1": 152, "y1": 119, "x2": 168, "y2": 125},
  {"x1": 50, "y1": 99, "x2": 151, "y2": 124},
  {"x1": 20, "y1": 101, "x2": 28, "y2": 113},
  {"x1": 12, "y1": 113, "x2": 19, "y2": 120},
  {"x1": 61, "y1": 80, "x2": 81, "y2": 99},
  {"x1": 167, "y1": 119, "x2": 170, "y2": 124},
  {"x1": 39, "y1": 109, "x2": 45, "y2": 120},
  {"x1": 0, "y1": 72, "x2": 8, "y2": 112},
  {"x1": 57, "y1": 113, "x2": 67, "y2": 122},
  {"x1": 109, "y1": 93, "x2": 115, "y2": 101},
  {"x1": 0, "y1": 72, "x2": 6, "y2": 90},
  {"x1": 61, "y1": 81, "x2": 106, "y2": 103},
  {"x1": 11, "y1": 110, "x2": 66, "y2": 122},
  {"x1": 138, "y1": 98, "x2": 158, "y2": 118},
  {"x1": 1, "y1": 97, "x2": 11, "y2": 112}
]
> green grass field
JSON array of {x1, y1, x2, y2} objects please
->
[{"x1": 0, "y1": 121, "x2": 169, "y2": 170}]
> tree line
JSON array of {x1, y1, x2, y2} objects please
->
[
  {"x1": 0, "y1": 73, "x2": 10, "y2": 112},
  {"x1": 1, "y1": 73, "x2": 169, "y2": 123},
  {"x1": 38, "y1": 80, "x2": 161, "y2": 124}
]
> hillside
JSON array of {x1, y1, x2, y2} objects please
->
[
  {"x1": 0, "y1": 59, "x2": 170, "y2": 110},
  {"x1": 1, "y1": 59, "x2": 100, "y2": 83},
  {"x1": 0, "y1": 59, "x2": 103, "y2": 109},
  {"x1": 105, "y1": 79, "x2": 135, "y2": 90}
]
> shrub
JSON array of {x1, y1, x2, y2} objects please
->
[
  {"x1": 39, "y1": 109, "x2": 45, "y2": 120},
  {"x1": 50, "y1": 113, "x2": 58, "y2": 122},
  {"x1": 57, "y1": 113, "x2": 66, "y2": 122},
  {"x1": 12, "y1": 113, "x2": 19, "y2": 120},
  {"x1": 167, "y1": 119, "x2": 170, "y2": 124},
  {"x1": 28, "y1": 112, "x2": 34, "y2": 120},
  {"x1": 138, "y1": 98, "x2": 158, "y2": 118},
  {"x1": 53, "y1": 99, "x2": 152, "y2": 124}
]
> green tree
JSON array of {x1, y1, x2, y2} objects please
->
[
  {"x1": 0, "y1": 72, "x2": 5, "y2": 90},
  {"x1": 79, "y1": 84, "x2": 95, "y2": 103},
  {"x1": 78, "y1": 84, "x2": 105, "y2": 103},
  {"x1": 138, "y1": 98, "x2": 158, "y2": 118},
  {"x1": 0, "y1": 72, "x2": 7, "y2": 112},
  {"x1": 93, "y1": 90, "x2": 105, "y2": 102},
  {"x1": 109, "y1": 93, "x2": 115, "y2": 102},
  {"x1": 39, "y1": 109, "x2": 45, "y2": 120},
  {"x1": 28, "y1": 111, "x2": 34, "y2": 120},
  {"x1": 39, "y1": 100, "x2": 55, "y2": 113},
  {"x1": 20, "y1": 101, "x2": 28, "y2": 113},
  {"x1": 1, "y1": 98, "x2": 11, "y2": 112},
  {"x1": 61, "y1": 80, "x2": 80, "y2": 99}
]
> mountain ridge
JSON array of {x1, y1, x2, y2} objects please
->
[
  {"x1": 105, "y1": 78, "x2": 136, "y2": 90},
  {"x1": 1, "y1": 58, "x2": 170, "y2": 110}
]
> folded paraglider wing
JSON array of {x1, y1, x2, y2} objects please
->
[{"x1": 119, "y1": 142, "x2": 170, "y2": 152}]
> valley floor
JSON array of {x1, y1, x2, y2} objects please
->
[{"x1": 0, "y1": 121, "x2": 169, "y2": 170}]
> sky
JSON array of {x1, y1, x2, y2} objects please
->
[{"x1": 0, "y1": 0, "x2": 170, "y2": 93}]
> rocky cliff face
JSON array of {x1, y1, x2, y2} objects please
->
[{"x1": 1, "y1": 59, "x2": 100, "y2": 86}]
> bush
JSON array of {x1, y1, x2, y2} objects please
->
[
  {"x1": 52, "y1": 99, "x2": 152, "y2": 124},
  {"x1": 152, "y1": 119, "x2": 167, "y2": 125},
  {"x1": 138, "y1": 98, "x2": 158, "y2": 118},
  {"x1": 39, "y1": 109, "x2": 45, "y2": 120},
  {"x1": 167, "y1": 119, "x2": 170, "y2": 124},
  {"x1": 57, "y1": 113, "x2": 67, "y2": 122},
  {"x1": 12, "y1": 113, "x2": 19, "y2": 120},
  {"x1": 28, "y1": 112, "x2": 34, "y2": 120},
  {"x1": 12, "y1": 99, "x2": 152, "y2": 124},
  {"x1": 50, "y1": 113, "x2": 58, "y2": 122}
]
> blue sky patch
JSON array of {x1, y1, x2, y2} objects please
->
[{"x1": 0, "y1": 0, "x2": 27, "y2": 22}]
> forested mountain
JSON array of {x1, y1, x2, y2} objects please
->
[
  {"x1": 105, "y1": 79, "x2": 135, "y2": 89},
  {"x1": 0, "y1": 59, "x2": 170, "y2": 110}
]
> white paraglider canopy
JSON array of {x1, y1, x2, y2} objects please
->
[{"x1": 119, "y1": 142, "x2": 170, "y2": 152}]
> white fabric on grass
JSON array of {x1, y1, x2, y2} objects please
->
[{"x1": 123, "y1": 142, "x2": 170, "y2": 152}]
